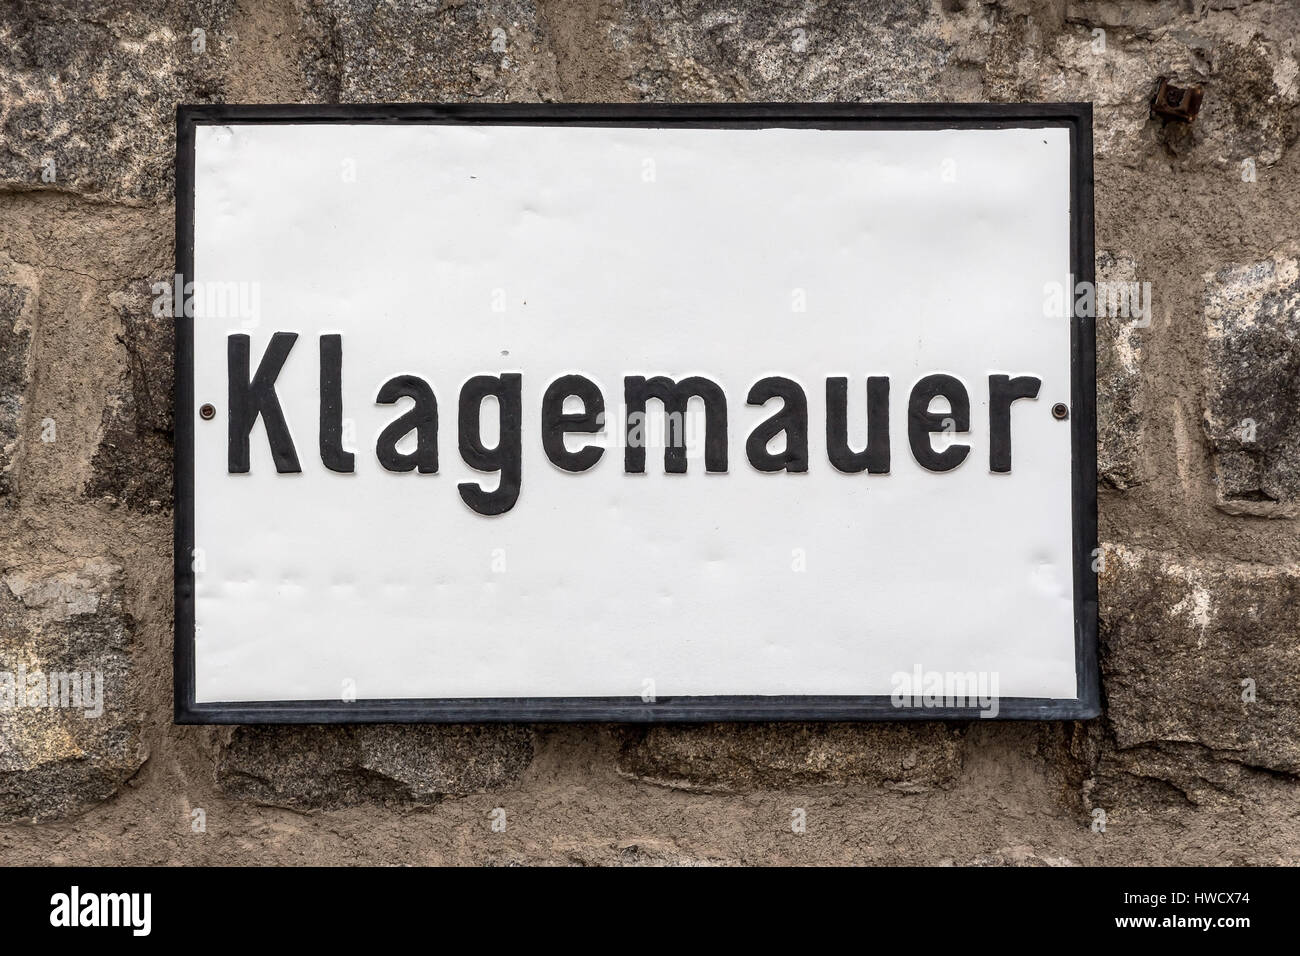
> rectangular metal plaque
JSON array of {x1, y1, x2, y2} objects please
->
[{"x1": 175, "y1": 104, "x2": 1098, "y2": 722}]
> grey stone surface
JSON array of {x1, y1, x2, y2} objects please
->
[
  {"x1": 1095, "y1": 251, "x2": 1146, "y2": 489},
  {"x1": 1203, "y1": 256, "x2": 1300, "y2": 517},
  {"x1": 1091, "y1": 740, "x2": 1298, "y2": 818},
  {"x1": 0, "y1": 0, "x2": 238, "y2": 204},
  {"x1": 85, "y1": 280, "x2": 173, "y2": 511},
  {"x1": 605, "y1": 0, "x2": 951, "y2": 101},
  {"x1": 617, "y1": 723, "x2": 963, "y2": 792},
  {"x1": 216, "y1": 725, "x2": 535, "y2": 810},
  {"x1": 1101, "y1": 544, "x2": 1300, "y2": 775},
  {"x1": 299, "y1": 0, "x2": 560, "y2": 102},
  {"x1": 0, "y1": 557, "x2": 144, "y2": 822},
  {"x1": 0, "y1": 253, "x2": 35, "y2": 500}
]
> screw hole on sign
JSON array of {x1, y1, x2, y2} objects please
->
[
  {"x1": 1051, "y1": 403, "x2": 1069, "y2": 420},
  {"x1": 200, "y1": 403, "x2": 216, "y2": 420}
]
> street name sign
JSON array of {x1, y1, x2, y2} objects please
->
[{"x1": 174, "y1": 104, "x2": 1098, "y2": 722}]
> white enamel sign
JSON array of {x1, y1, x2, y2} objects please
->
[{"x1": 175, "y1": 105, "x2": 1098, "y2": 721}]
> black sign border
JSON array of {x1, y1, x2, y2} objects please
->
[{"x1": 175, "y1": 102, "x2": 1098, "y2": 723}]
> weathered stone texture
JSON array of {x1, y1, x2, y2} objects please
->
[
  {"x1": 0, "y1": 1, "x2": 238, "y2": 204},
  {"x1": 84, "y1": 280, "x2": 174, "y2": 510},
  {"x1": 1203, "y1": 256, "x2": 1300, "y2": 516},
  {"x1": 1095, "y1": 251, "x2": 1146, "y2": 488},
  {"x1": 299, "y1": 0, "x2": 561, "y2": 102},
  {"x1": 961, "y1": 846, "x2": 1077, "y2": 867},
  {"x1": 0, "y1": 253, "x2": 36, "y2": 500},
  {"x1": 216, "y1": 725, "x2": 534, "y2": 810},
  {"x1": 1101, "y1": 545, "x2": 1300, "y2": 776},
  {"x1": 0, "y1": 557, "x2": 144, "y2": 822},
  {"x1": 1091, "y1": 740, "x2": 1297, "y2": 817},
  {"x1": 617, "y1": 723, "x2": 963, "y2": 792},
  {"x1": 606, "y1": 0, "x2": 951, "y2": 100},
  {"x1": 970, "y1": 5, "x2": 1300, "y2": 166}
]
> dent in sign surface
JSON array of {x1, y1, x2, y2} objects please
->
[{"x1": 191, "y1": 123, "x2": 1075, "y2": 702}]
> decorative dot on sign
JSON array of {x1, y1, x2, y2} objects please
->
[
  {"x1": 200, "y1": 403, "x2": 216, "y2": 420},
  {"x1": 1051, "y1": 403, "x2": 1069, "y2": 421}
]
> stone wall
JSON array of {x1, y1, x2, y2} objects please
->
[{"x1": 1, "y1": 0, "x2": 1297, "y2": 865}]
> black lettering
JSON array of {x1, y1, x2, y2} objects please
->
[
  {"x1": 319, "y1": 334, "x2": 354, "y2": 473},
  {"x1": 458, "y1": 373, "x2": 522, "y2": 515},
  {"x1": 542, "y1": 374, "x2": 605, "y2": 473},
  {"x1": 228, "y1": 332, "x2": 301, "y2": 474},
  {"x1": 376, "y1": 374, "x2": 438, "y2": 473},
  {"x1": 826, "y1": 376, "x2": 890, "y2": 474},
  {"x1": 908, "y1": 373, "x2": 970, "y2": 472},
  {"x1": 746, "y1": 377, "x2": 808, "y2": 473},
  {"x1": 624, "y1": 375, "x2": 728, "y2": 474},
  {"x1": 988, "y1": 374, "x2": 1041, "y2": 473}
]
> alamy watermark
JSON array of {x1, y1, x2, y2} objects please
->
[
  {"x1": 50, "y1": 887, "x2": 150, "y2": 936},
  {"x1": 891, "y1": 665, "x2": 1000, "y2": 717},
  {"x1": 0, "y1": 665, "x2": 104, "y2": 717},
  {"x1": 151, "y1": 273, "x2": 261, "y2": 326},
  {"x1": 1043, "y1": 277, "x2": 1152, "y2": 325}
]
